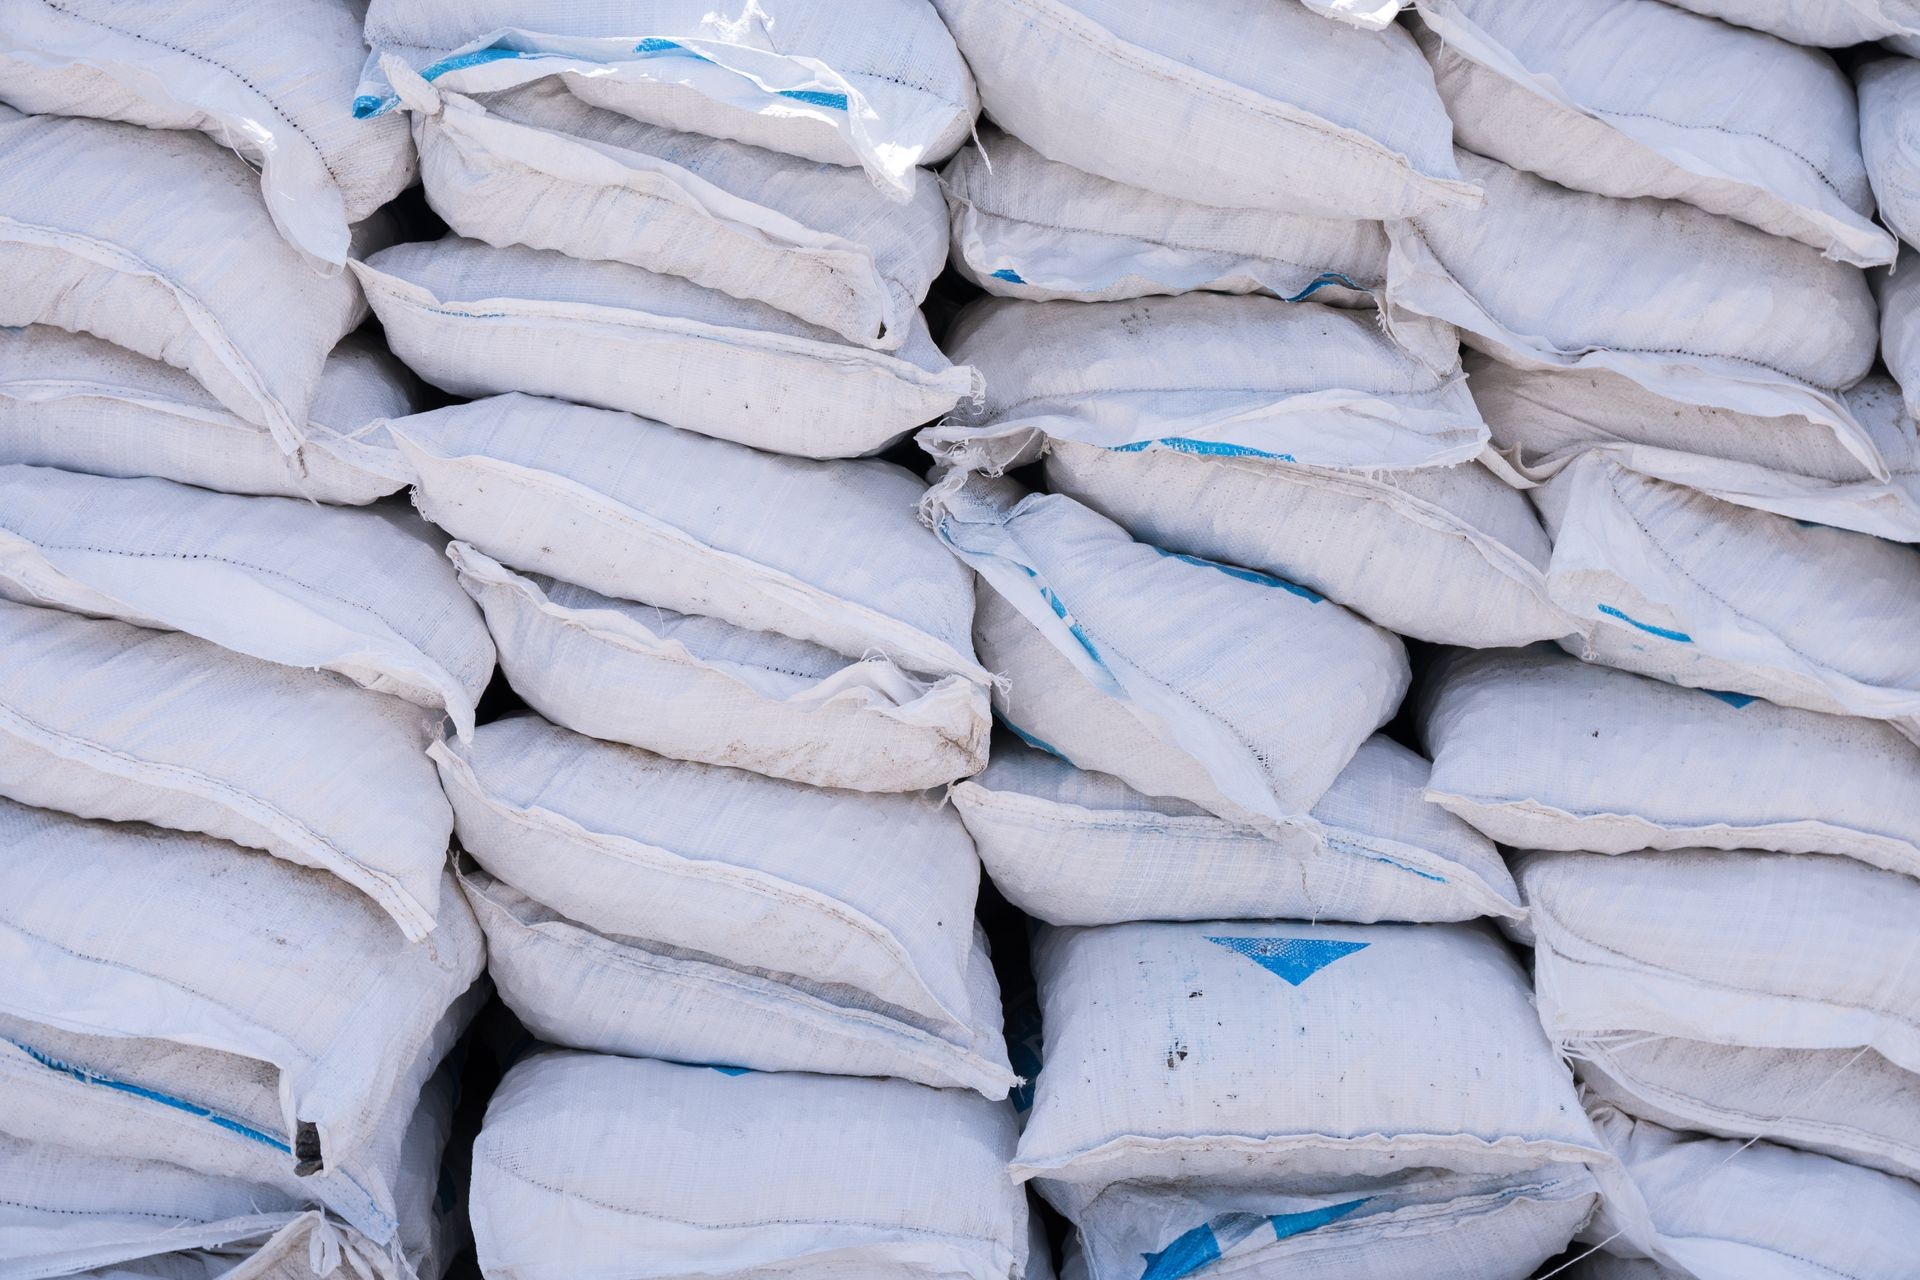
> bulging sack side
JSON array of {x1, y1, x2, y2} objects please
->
[{"x1": 1861, "y1": 57, "x2": 1920, "y2": 252}]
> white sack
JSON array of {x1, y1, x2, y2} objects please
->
[
  {"x1": 1016, "y1": 921, "x2": 1603, "y2": 1280},
  {"x1": 1860, "y1": 57, "x2": 1920, "y2": 252},
  {"x1": 1535, "y1": 454, "x2": 1920, "y2": 728},
  {"x1": 449, "y1": 543, "x2": 987, "y2": 791},
  {"x1": 1418, "y1": 646, "x2": 1920, "y2": 880},
  {"x1": 930, "y1": 475, "x2": 1408, "y2": 828},
  {"x1": 927, "y1": 0, "x2": 1476, "y2": 219},
  {"x1": 0, "y1": 0, "x2": 413, "y2": 267},
  {"x1": 0, "y1": 327, "x2": 415, "y2": 506},
  {"x1": 0, "y1": 599, "x2": 456, "y2": 938},
  {"x1": 954, "y1": 733, "x2": 1521, "y2": 926},
  {"x1": 1880, "y1": 247, "x2": 1920, "y2": 420},
  {"x1": 432, "y1": 714, "x2": 988, "y2": 1053},
  {"x1": 1520, "y1": 848, "x2": 1920, "y2": 1182},
  {"x1": 1414, "y1": 0, "x2": 1894, "y2": 265},
  {"x1": 1473, "y1": 357, "x2": 1920, "y2": 542},
  {"x1": 0, "y1": 109, "x2": 373, "y2": 454},
  {"x1": 391, "y1": 394, "x2": 986, "y2": 683},
  {"x1": 459, "y1": 863, "x2": 1015, "y2": 1096},
  {"x1": 395, "y1": 74, "x2": 946, "y2": 349},
  {"x1": 0, "y1": 799, "x2": 483, "y2": 1248},
  {"x1": 1587, "y1": 1104, "x2": 1920, "y2": 1280},
  {"x1": 470, "y1": 1051, "x2": 1028, "y2": 1280},
  {"x1": 1655, "y1": 0, "x2": 1920, "y2": 46},
  {"x1": 1299, "y1": 0, "x2": 1407, "y2": 29},
  {"x1": 357, "y1": 0, "x2": 979, "y2": 194},
  {"x1": 355, "y1": 236, "x2": 973, "y2": 457},
  {"x1": 943, "y1": 126, "x2": 1387, "y2": 306},
  {"x1": 0, "y1": 467, "x2": 493, "y2": 736},
  {"x1": 1386, "y1": 151, "x2": 1880, "y2": 448}
]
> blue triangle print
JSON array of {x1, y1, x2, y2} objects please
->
[{"x1": 1206, "y1": 936, "x2": 1369, "y2": 986}]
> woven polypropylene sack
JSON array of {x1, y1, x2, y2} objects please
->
[
  {"x1": 930, "y1": 475, "x2": 1408, "y2": 829},
  {"x1": 0, "y1": 599, "x2": 455, "y2": 938},
  {"x1": 0, "y1": 108, "x2": 373, "y2": 454},
  {"x1": 942, "y1": 126, "x2": 1388, "y2": 306},
  {"x1": 1861, "y1": 57, "x2": 1920, "y2": 251},
  {"x1": 355, "y1": 237, "x2": 974, "y2": 457},
  {"x1": 1414, "y1": 0, "x2": 1893, "y2": 265},
  {"x1": 470, "y1": 1052, "x2": 1028, "y2": 1280},
  {"x1": 390, "y1": 394, "x2": 986, "y2": 683},
  {"x1": 1418, "y1": 646, "x2": 1920, "y2": 879},
  {"x1": 1880, "y1": 247, "x2": 1920, "y2": 420},
  {"x1": 0, "y1": 466, "x2": 494, "y2": 736},
  {"x1": 358, "y1": 0, "x2": 979, "y2": 194},
  {"x1": 953, "y1": 733, "x2": 1520, "y2": 926},
  {"x1": 396, "y1": 75, "x2": 947, "y2": 349},
  {"x1": 927, "y1": 0, "x2": 1476, "y2": 219},
  {"x1": 449, "y1": 543, "x2": 987, "y2": 791},
  {"x1": 1653, "y1": 0, "x2": 1920, "y2": 45},
  {"x1": 0, "y1": 0, "x2": 413, "y2": 267}
]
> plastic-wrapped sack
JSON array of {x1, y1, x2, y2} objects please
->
[
  {"x1": 1585, "y1": 1104, "x2": 1920, "y2": 1280},
  {"x1": 1385, "y1": 151, "x2": 1879, "y2": 441},
  {"x1": 0, "y1": 108, "x2": 377, "y2": 455},
  {"x1": 1015, "y1": 920, "x2": 1604, "y2": 1280},
  {"x1": 1414, "y1": 0, "x2": 1894, "y2": 265},
  {"x1": 1880, "y1": 247, "x2": 1920, "y2": 420},
  {"x1": 1473, "y1": 357, "x2": 1920, "y2": 542},
  {"x1": 1860, "y1": 57, "x2": 1920, "y2": 252},
  {"x1": 1534, "y1": 454, "x2": 1920, "y2": 731},
  {"x1": 392, "y1": 73, "x2": 947, "y2": 349},
  {"x1": 954, "y1": 733, "x2": 1521, "y2": 926},
  {"x1": 0, "y1": 800, "x2": 485, "y2": 1257},
  {"x1": 1654, "y1": 0, "x2": 1920, "y2": 46},
  {"x1": 470, "y1": 1051, "x2": 1030, "y2": 1280},
  {"x1": 0, "y1": 0, "x2": 412, "y2": 268},
  {"x1": 928, "y1": 0, "x2": 1476, "y2": 219},
  {"x1": 449, "y1": 544, "x2": 985, "y2": 791},
  {"x1": 1519, "y1": 848, "x2": 1920, "y2": 1182},
  {"x1": 1418, "y1": 646, "x2": 1920, "y2": 880},
  {"x1": 0, "y1": 600, "x2": 456, "y2": 938},
  {"x1": 0, "y1": 328, "x2": 416, "y2": 505},
  {"x1": 355, "y1": 237, "x2": 974, "y2": 457},
  {"x1": 357, "y1": 0, "x2": 979, "y2": 195},
  {"x1": 434, "y1": 714, "x2": 1013, "y2": 1096},
  {"x1": 943, "y1": 126, "x2": 1387, "y2": 306},
  {"x1": 392, "y1": 395, "x2": 987, "y2": 686},
  {"x1": 0, "y1": 466, "x2": 494, "y2": 738},
  {"x1": 929, "y1": 475, "x2": 1408, "y2": 830}
]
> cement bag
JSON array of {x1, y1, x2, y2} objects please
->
[
  {"x1": 449, "y1": 543, "x2": 987, "y2": 791},
  {"x1": 1861, "y1": 58, "x2": 1920, "y2": 252},
  {"x1": 0, "y1": 109, "x2": 374, "y2": 455},
  {"x1": 929, "y1": 475, "x2": 1409, "y2": 828},
  {"x1": 0, "y1": 327, "x2": 415, "y2": 505},
  {"x1": 1473, "y1": 357, "x2": 1920, "y2": 542},
  {"x1": 1655, "y1": 0, "x2": 1920, "y2": 45},
  {"x1": 1043, "y1": 439, "x2": 1571, "y2": 648},
  {"x1": 1414, "y1": 0, "x2": 1894, "y2": 266},
  {"x1": 355, "y1": 237, "x2": 972, "y2": 457},
  {"x1": 0, "y1": 467, "x2": 494, "y2": 737},
  {"x1": 1386, "y1": 151, "x2": 1879, "y2": 440},
  {"x1": 926, "y1": 294, "x2": 1484, "y2": 471},
  {"x1": 1519, "y1": 848, "x2": 1920, "y2": 1182},
  {"x1": 0, "y1": 0, "x2": 412, "y2": 268},
  {"x1": 1586, "y1": 1104, "x2": 1920, "y2": 1280},
  {"x1": 1535, "y1": 454, "x2": 1920, "y2": 728},
  {"x1": 394, "y1": 75, "x2": 946, "y2": 350},
  {"x1": 1418, "y1": 646, "x2": 1920, "y2": 880},
  {"x1": 0, "y1": 600, "x2": 455, "y2": 938},
  {"x1": 357, "y1": 0, "x2": 978, "y2": 194},
  {"x1": 0, "y1": 799, "x2": 484, "y2": 1250},
  {"x1": 943, "y1": 126, "x2": 1388, "y2": 306},
  {"x1": 927, "y1": 0, "x2": 1475, "y2": 219},
  {"x1": 1880, "y1": 248, "x2": 1920, "y2": 420},
  {"x1": 459, "y1": 864, "x2": 1014, "y2": 1096},
  {"x1": 954, "y1": 733, "x2": 1522, "y2": 926},
  {"x1": 391, "y1": 395, "x2": 986, "y2": 684},
  {"x1": 432, "y1": 715, "x2": 1007, "y2": 1089},
  {"x1": 472, "y1": 1051, "x2": 1028, "y2": 1280},
  {"x1": 1015, "y1": 921, "x2": 1604, "y2": 1280}
]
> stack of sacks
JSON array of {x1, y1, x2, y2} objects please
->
[
  {"x1": 1420, "y1": 647, "x2": 1920, "y2": 1275},
  {"x1": 351, "y1": 0, "x2": 979, "y2": 458}
]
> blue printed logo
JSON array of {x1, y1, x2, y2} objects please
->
[
  {"x1": 1141, "y1": 1202, "x2": 1370, "y2": 1279},
  {"x1": 1205, "y1": 936, "x2": 1368, "y2": 986}
]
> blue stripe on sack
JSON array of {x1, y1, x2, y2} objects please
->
[
  {"x1": 1597, "y1": 604, "x2": 1692, "y2": 643},
  {"x1": 1152, "y1": 547, "x2": 1323, "y2": 602},
  {"x1": 351, "y1": 94, "x2": 386, "y2": 118},
  {"x1": 778, "y1": 88, "x2": 849, "y2": 109},
  {"x1": 1280, "y1": 272, "x2": 1364, "y2": 302},
  {"x1": 989, "y1": 268, "x2": 1026, "y2": 284},
  {"x1": 996, "y1": 714, "x2": 1070, "y2": 762},
  {"x1": 1368, "y1": 854, "x2": 1447, "y2": 884},
  {"x1": 1270, "y1": 1199, "x2": 1370, "y2": 1240},
  {"x1": 421, "y1": 47, "x2": 529, "y2": 81},
  {"x1": 10, "y1": 1041, "x2": 291, "y2": 1153},
  {"x1": 1140, "y1": 1222, "x2": 1222, "y2": 1280},
  {"x1": 1108, "y1": 439, "x2": 1297, "y2": 462},
  {"x1": 1704, "y1": 689, "x2": 1757, "y2": 709}
]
